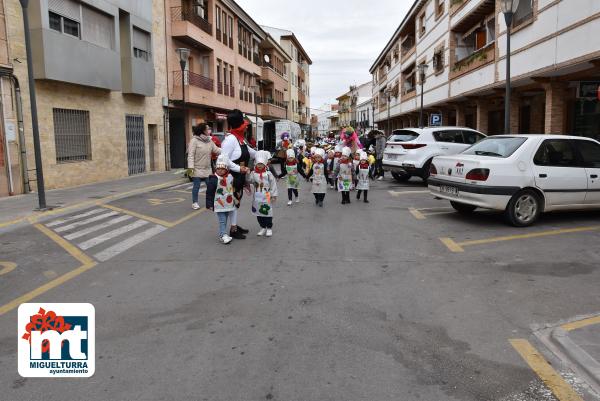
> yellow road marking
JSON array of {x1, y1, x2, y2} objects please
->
[
  {"x1": 440, "y1": 237, "x2": 464, "y2": 253},
  {"x1": 0, "y1": 179, "x2": 183, "y2": 228},
  {"x1": 0, "y1": 262, "x2": 18, "y2": 276},
  {"x1": 170, "y1": 209, "x2": 207, "y2": 227},
  {"x1": 458, "y1": 225, "x2": 600, "y2": 248},
  {"x1": 561, "y1": 315, "x2": 600, "y2": 332},
  {"x1": 34, "y1": 224, "x2": 95, "y2": 266},
  {"x1": 409, "y1": 208, "x2": 426, "y2": 220},
  {"x1": 0, "y1": 261, "x2": 97, "y2": 316},
  {"x1": 510, "y1": 339, "x2": 583, "y2": 401},
  {"x1": 101, "y1": 204, "x2": 174, "y2": 227},
  {"x1": 147, "y1": 197, "x2": 185, "y2": 206},
  {"x1": 389, "y1": 190, "x2": 430, "y2": 197}
]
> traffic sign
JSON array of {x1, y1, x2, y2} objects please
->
[{"x1": 430, "y1": 113, "x2": 442, "y2": 127}]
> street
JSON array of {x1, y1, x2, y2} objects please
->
[{"x1": 1, "y1": 175, "x2": 599, "y2": 400}]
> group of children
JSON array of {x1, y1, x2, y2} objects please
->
[{"x1": 206, "y1": 145, "x2": 372, "y2": 244}]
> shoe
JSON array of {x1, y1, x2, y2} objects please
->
[
  {"x1": 230, "y1": 229, "x2": 246, "y2": 240},
  {"x1": 295, "y1": 198, "x2": 300, "y2": 203},
  {"x1": 377, "y1": 176, "x2": 384, "y2": 181},
  {"x1": 341, "y1": 199, "x2": 346, "y2": 205},
  {"x1": 192, "y1": 202, "x2": 201, "y2": 210},
  {"x1": 220, "y1": 235, "x2": 232, "y2": 244},
  {"x1": 266, "y1": 229, "x2": 273, "y2": 237},
  {"x1": 318, "y1": 201, "x2": 323, "y2": 207},
  {"x1": 356, "y1": 193, "x2": 360, "y2": 200},
  {"x1": 287, "y1": 200, "x2": 293, "y2": 206},
  {"x1": 257, "y1": 228, "x2": 266, "y2": 236},
  {"x1": 237, "y1": 226, "x2": 249, "y2": 234},
  {"x1": 364, "y1": 199, "x2": 370, "y2": 203}
]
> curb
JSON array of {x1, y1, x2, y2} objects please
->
[{"x1": 551, "y1": 327, "x2": 600, "y2": 391}]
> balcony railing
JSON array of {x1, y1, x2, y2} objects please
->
[
  {"x1": 229, "y1": 85, "x2": 234, "y2": 98},
  {"x1": 223, "y1": 84, "x2": 229, "y2": 96},
  {"x1": 171, "y1": 7, "x2": 212, "y2": 35},
  {"x1": 262, "y1": 62, "x2": 285, "y2": 78},
  {"x1": 173, "y1": 71, "x2": 214, "y2": 91},
  {"x1": 253, "y1": 52, "x2": 260, "y2": 66},
  {"x1": 217, "y1": 81, "x2": 223, "y2": 95},
  {"x1": 262, "y1": 98, "x2": 286, "y2": 109}
]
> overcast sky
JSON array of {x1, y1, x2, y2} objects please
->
[{"x1": 236, "y1": 0, "x2": 412, "y2": 115}]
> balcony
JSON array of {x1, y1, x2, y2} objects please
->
[
  {"x1": 298, "y1": 91, "x2": 306, "y2": 104},
  {"x1": 171, "y1": 7, "x2": 213, "y2": 50},
  {"x1": 261, "y1": 100, "x2": 287, "y2": 119},
  {"x1": 173, "y1": 70, "x2": 213, "y2": 91},
  {"x1": 217, "y1": 81, "x2": 223, "y2": 95},
  {"x1": 449, "y1": 42, "x2": 495, "y2": 80},
  {"x1": 261, "y1": 65, "x2": 286, "y2": 86},
  {"x1": 298, "y1": 66, "x2": 305, "y2": 81}
]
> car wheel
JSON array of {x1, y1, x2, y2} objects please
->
[
  {"x1": 392, "y1": 172, "x2": 411, "y2": 182},
  {"x1": 421, "y1": 159, "x2": 432, "y2": 184},
  {"x1": 505, "y1": 189, "x2": 542, "y2": 227},
  {"x1": 450, "y1": 201, "x2": 477, "y2": 214}
]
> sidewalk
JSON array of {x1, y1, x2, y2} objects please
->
[
  {"x1": 0, "y1": 170, "x2": 187, "y2": 230},
  {"x1": 551, "y1": 315, "x2": 600, "y2": 393}
]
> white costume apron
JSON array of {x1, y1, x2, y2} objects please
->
[
  {"x1": 250, "y1": 171, "x2": 276, "y2": 217},
  {"x1": 285, "y1": 163, "x2": 300, "y2": 190},
  {"x1": 356, "y1": 166, "x2": 370, "y2": 191},
  {"x1": 311, "y1": 163, "x2": 327, "y2": 194},
  {"x1": 337, "y1": 162, "x2": 354, "y2": 192},
  {"x1": 214, "y1": 174, "x2": 236, "y2": 212}
]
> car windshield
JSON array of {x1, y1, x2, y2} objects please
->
[
  {"x1": 389, "y1": 130, "x2": 419, "y2": 142},
  {"x1": 462, "y1": 137, "x2": 527, "y2": 158}
]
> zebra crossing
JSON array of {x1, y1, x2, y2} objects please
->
[{"x1": 42, "y1": 207, "x2": 167, "y2": 262}]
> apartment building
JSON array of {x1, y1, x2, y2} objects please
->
[
  {"x1": 1, "y1": 0, "x2": 167, "y2": 195},
  {"x1": 166, "y1": 0, "x2": 267, "y2": 167},
  {"x1": 262, "y1": 26, "x2": 312, "y2": 135},
  {"x1": 370, "y1": 0, "x2": 600, "y2": 139},
  {"x1": 259, "y1": 33, "x2": 291, "y2": 121},
  {"x1": 335, "y1": 81, "x2": 373, "y2": 130}
]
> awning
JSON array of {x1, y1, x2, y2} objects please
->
[{"x1": 245, "y1": 115, "x2": 265, "y2": 141}]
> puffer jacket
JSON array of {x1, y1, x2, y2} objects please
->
[{"x1": 187, "y1": 135, "x2": 221, "y2": 178}]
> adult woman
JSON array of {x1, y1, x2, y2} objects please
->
[
  {"x1": 187, "y1": 123, "x2": 221, "y2": 210},
  {"x1": 220, "y1": 109, "x2": 256, "y2": 239}
]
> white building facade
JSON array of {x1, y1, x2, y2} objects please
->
[{"x1": 370, "y1": 0, "x2": 600, "y2": 139}]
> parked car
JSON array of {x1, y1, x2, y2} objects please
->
[
  {"x1": 428, "y1": 135, "x2": 600, "y2": 226},
  {"x1": 383, "y1": 127, "x2": 486, "y2": 183}
]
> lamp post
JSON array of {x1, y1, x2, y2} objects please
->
[
  {"x1": 371, "y1": 98, "x2": 377, "y2": 131},
  {"x1": 19, "y1": 0, "x2": 47, "y2": 210},
  {"x1": 176, "y1": 48, "x2": 190, "y2": 141},
  {"x1": 501, "y1": 0, "x2": 520, "y2": 134},
  {"x1": 417, "y1": 63, "x2": 429, "y2": 128},
  {"x1": 385, "y1": 88, "x2": 392, "y2": 136}
]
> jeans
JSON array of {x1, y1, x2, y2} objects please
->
[
  {"x1": 313, "y1": 193, "x2": 325, "y2": 204},
  {"x1": 257, "y1": 216, "x2": 273, "y2": 229},
  {"x1": 288, "y1": 188, "x2": 299, "y2": 201},
  {"x1": 192, "y1": 177, "x2": 209, "y2": 204},
  {"x1": 375, "y1": 159, "x2": 384, "y2": 178},
  {"x1": 217, "y1": 211, "x2": 232, "y2": 237}
]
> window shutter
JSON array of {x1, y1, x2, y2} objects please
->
[
  {"x1": 48, "y1": 0, "x2": 81, "y2": 21},
  {"x1": 132, "y1": 27, "x2": 150, "y2": 53},
  {"x1": 82, "y1": 5, "x2": 113, "y2": 49}
]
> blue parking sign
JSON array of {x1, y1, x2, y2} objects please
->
[{"x1": 430, "y1": 113, "x2": 442, "y2": 127}]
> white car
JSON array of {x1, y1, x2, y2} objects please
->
[
  {"x1": 428, "y1": 135, "x2": 600, "y2": 226},
  {"x1": 383, "y1": 127, "x2": 486, "y2": 183}
]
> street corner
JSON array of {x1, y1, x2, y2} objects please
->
[
  {"x1": 550, "y1": 315, "x2": 600, "y2": 395},
  {"x1": 0, "y1": 223, "x2": 86, "y2": 310},
  {"x1": 102, "y1": 181, "x2": 206, "y2": 228}
]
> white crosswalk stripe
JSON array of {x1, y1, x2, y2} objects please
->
[
  {"x1": 64, "y1": 215, "x2": 133, "y2": 240},
  {"x1": 43, "y1": 207, "x2": 169, "y2": 263},
  {"x1": 93, "y1": 225, "x2": 166, "y2": 262},
  {"x1": 54, "y1": 211, "x2": 119, "y2": 233},
  {"x1": 78, "y1": 220, "x2": 149, "y2": 250},
  {"x1": 45, "y1": 208, "x2": 105, "y2": 227}
]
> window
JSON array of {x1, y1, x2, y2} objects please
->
[
  {"x1": 389, "y1": 130, "x2": 420, "y2": 143},
  {"x1": 461, "y1": 130, "x2": 485, "y2": 145},
  {"x1": 573, "y1": 140, "x2": 600, "y2": 168},
  {"x1": 222, "y1": 11, "x2": 227, "y2": 44},
  {"x1": 82, "y1": 5, "x2": 113, "y2": 49},
  {"x1": 48, "y1": 11, "x2": 80, "y2": 38},
  {"x1": 49, "y1": 12, "x2": 62, "y2": 31},
  {"x1": 454, "y1": 16, "x2": 495, "y2": 61},
  {"x1": 534, "y1": 140, "x2": 578, "y2": 167},
  {"x1": 513, "y1": 0, "x2": 533, "y2": 27},
  {"x1": 228, "y1": 16, "x2": 233, "y2": 48},
  {"x1": 215, "y1": 6, "x2": 221, "y2": 34},
  {"x1": 193, "y1": 0, "x2": 207, "y2": 19},
  {"x1": 435, "y1": 0, "x2": 445, "y2": 19},
  {"x1": 418, "y1": 14, "x2": 425, "y2": 36},
  {"x1": 53, "y1": 108, "x2": 92, "y2": 163},
  {"x1": 402, "y1": 65, "x2": 416, "y2": 94},
  {"x1": 132, "y1": 27, "x2": 151, "y2": 61},
  {"x1": 433, "y1": 48, "x2": 444, "y2": 73},
  {"x1": 433, "y1": 130, "x2": 463, "y2": 143},
  {"x1": 463, "y1": 137, "x2": 527, "y2": 158}
]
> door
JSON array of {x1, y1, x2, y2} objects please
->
[
  {"x1": 433, "y1": 130, "x2": 468, "y2": 155},
  {"x1": 532, "y1": 139, "x2": 587, "y2": 207},
  {"x1": 148, "y1": 124, "x2": 157, "y2": 171},
  {"x1": 125, "y1": 115, "x2": 147, "y2": 176},
  {"x1": 572, "y1": 139, "x2": 600, "y2": 204}
]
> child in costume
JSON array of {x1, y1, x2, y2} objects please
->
[
  {"x1": 335, "y1": 147, "x2": 355, "y2": 204},
  {"x1": 330, "y1": 145, "x2": 342, "y2": 190},
  {"x1": 326, "y1": 150, "x2": 335, "y2": 188},
  {"x1": 306, "y1": 148, "x2": 328, "y2": 207},
  {"x1": 248, "y1": 150, "x2": 278, "y2": 237},
  {"x1": 356, "y1": 151, "x2": 370, "y2": 203},
  {"x1": 279, "y1": 148, "x2": 306, "y2": 206},
  {"x1": 205, "y1": 155, "x2": 236, "y2": 244},
  {"x1": 352, "y1": 151, "x2": 361, "y2": 188}
]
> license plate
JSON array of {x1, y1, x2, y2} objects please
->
[
  {"x1": 440, "y1": 185, "x2": 459, "y2": 196},
  {"x1": 386, "y1": 154, "x2": 397, "y2": 161}
]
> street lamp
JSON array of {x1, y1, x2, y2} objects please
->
[
  {"x1": 176, "y1": 48, "x2": 190, "y2": 141},
  {"x1": 417, "y1": 63, "x2": 429, "y2": 128},
  {"x1": 19, "y1": 0, "x2": 47, "y2": 210},
  {"x1": 385, "y1": 87, "x2": 392, "y2": 136},
  {"x1": 371, "y1": 98, "x2": 377, "y2": 131},
  {"x1": 501, "y1": 0, "x2": 520, "y2": 134}
]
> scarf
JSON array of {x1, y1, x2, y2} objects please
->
[
  {"x1": 255, "y1": 165, "x2": 266, "y2": 179},
  {"x1": 286, "y1": 160, "x2": 297, "y2": 166},
  {"x1": 340, "y1": 159, "x2": 351, "y2": 165},
  {"x1": 230, "y1": 121, "x2": 249, "y2": 144},
  {"x1": 359, "y1": 161, "x2": 369, "y2": 169},
  {"x1": 195, "y1": 134, "x2": 211, "y2": 143}
]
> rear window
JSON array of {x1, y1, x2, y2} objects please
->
[
  {"x1": 462, "y1": 137, "x2": 527, "y2": 158},
  {"x1": 389, "y1": 130, "x2": 419, "y2": 143}
]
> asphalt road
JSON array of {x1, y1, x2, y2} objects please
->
[{"x1": 1, "y1": 177, "x2": 599, "y2": 401}]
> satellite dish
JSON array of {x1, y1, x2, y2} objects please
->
[{"x1": 264, "y1": 54, "x2": 270, "y2": 63}]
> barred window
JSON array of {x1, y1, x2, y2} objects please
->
[{"x1": 53, "y1": 108, "x2": 92, "y2": 163}]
